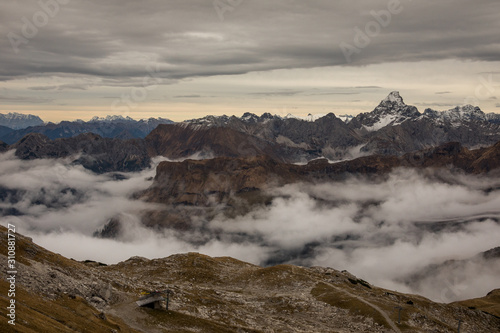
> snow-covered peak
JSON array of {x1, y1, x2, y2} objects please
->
[
  {"x1": 355, "y1": 92, "x2": 420, "y2": 131},
  {"x1": 446, "y1": 105, "x2": 483, "y2": 116},
  {"x1": 184, "y1": 114, "x2": 231, "y2": 127},
  {"x1": 382, "y1": 91, "x2": 405, "y2": 106},
  {"x1": 241, "y1": 112, "x2": 260, "y2": 122},
  {"x1": 89, "y1": 115, "x2": 135, "y2": 123},
  {"x1": 424, "y1": 105, "x2": 486, "y2": 125},
  {"x1": 486, "y1": 112, "x2": 500, "y2": 124},
  {"x1": 374, "y1": 92, "x2": 418, "y2": 118},
  {"x1": 0, "y1": 112, "x2": 44, "y2": 129}
]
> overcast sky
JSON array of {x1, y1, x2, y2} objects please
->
[{"x1": 1, "y1": 0, "x2": 500, "y2": 122}]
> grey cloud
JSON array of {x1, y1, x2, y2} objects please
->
[
  {"x1": 306, "y1": 92, "x2": 359, "y2": 96},
  {"x1": 1, "y1": 0, "x2": 499, "y2": 85},
  {"x1": 29, "y1": 84, "x2": 89, "y2": 91},
  {"x1": 0, "y1": 93, "x2": 53, "y2": 103},
  {"x1": 174, "y1": 95, "x2": 202, "y2": 98},
  {"x1": 28, "y1": 86, "x2": 59, "y2": 91},
  {"x1": 249, "y1": 90, "x2": 304, "y2": 97}
]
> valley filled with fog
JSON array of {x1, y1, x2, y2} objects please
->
[{"x1": 2, "y1": 150, "x2": 499, "y2": 303}]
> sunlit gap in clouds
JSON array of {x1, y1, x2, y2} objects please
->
[{"x1": 1, "y1": 151, "x2": 499, "y2": 302}]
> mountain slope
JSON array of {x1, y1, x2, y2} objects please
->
[
  {"x1": 145, "y1": 123, "x2": 302, "y2": 162},
  {"x1": 455, "y1": 289, "x2": 500, "y2": 318},
  {"x1": 1, "y1": 225, "x2": 499, "y2": 333}
]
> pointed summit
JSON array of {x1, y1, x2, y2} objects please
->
[
  {"x1": 382, "y1": 91, "x2": 405, "y2": 106},
  {"x1": 350, "y1": 91, "x2": 420, "y2": 131}
]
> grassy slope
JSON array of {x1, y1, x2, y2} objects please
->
[{"x1": 454, "y1": 289, "x2": 500, "y2": 318}]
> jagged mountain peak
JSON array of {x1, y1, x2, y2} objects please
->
[
  {"x1": 381, "y1": 91, "x2": 405, "y2": 106},
  {"x1": 375, "y1": 92, "x2": 417, "y2": 116},
  {"x1": 351, "y1": 91, "x2": 421, "y2": 131}
]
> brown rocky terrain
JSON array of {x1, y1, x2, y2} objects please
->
[
  {"x1": 139, "y1": 141, "x2": 500, "y2": 208},
  {"x1": 1, "y1": 225, "x2": 499, "y2": 333}
]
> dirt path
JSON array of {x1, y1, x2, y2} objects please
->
[{"x1": 324, "y1": 281, "x2": 402, "y2": 333}]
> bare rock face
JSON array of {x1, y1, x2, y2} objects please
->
[
  {"x1": 1, "y1": 225, "x2": 499, "y2": 333},
  {"x1": 94, "y1": 217, "x2": 122, "y2": 239},
  {"x1": 141, "y1": 155, "x2": 298, "y2": 206}
]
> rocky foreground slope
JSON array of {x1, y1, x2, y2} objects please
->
[{"x1": 1, "y1": 226, "x2": 499, "y2": 333}]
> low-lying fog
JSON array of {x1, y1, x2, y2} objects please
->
[{"x1": 1, "y1": 150, "x2": 499, "y2": 303}]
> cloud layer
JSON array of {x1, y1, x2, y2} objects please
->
[
  {"x1": 2, "y1": 0, "x2": 500, "y2": 82},
  {"x1": 1, "y1": 152, "x2": 499, "y2": 302}
]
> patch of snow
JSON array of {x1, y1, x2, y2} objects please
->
[
  {"x1": 338, "y1": 114, "x2": 354, "y2": 123},
  {"x1": 363, "y1": 114, "x2": 398, "y2": 132}
]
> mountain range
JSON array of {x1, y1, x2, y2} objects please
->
[
  {"x1": 0, "y1": 114, "x2": 173, "y2": 144},
  {"x1": 1, "y1": 92, "x2": 499, "y2": 175},
  {"x1": 3, "y1": 92, "x2": 500, "y2": 162},
  {"x1": 184, "y1": 91, "x2": 500, "y2": 159}
]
